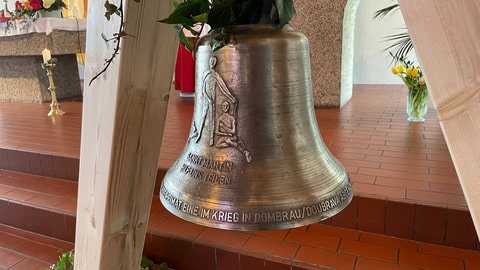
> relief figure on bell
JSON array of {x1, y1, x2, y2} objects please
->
[
  {"x1": 189, "y1": 56, "x2": 237, "y2": 147},
  {"x1": 215, "y1": 101, "x2": 252, "y2": 162}
]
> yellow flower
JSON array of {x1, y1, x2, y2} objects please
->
[
  {"x1": 411, "y1": 67, "x2": 419, "y2": 77},
  {"x1": 43, "y1": 0, "x2": 56, "y2": 9},
  {"x1": 406, "y1": 67, "x2": 413, "y2": 76},
  {"x1": 391, "y1": 66, "x2": 399, "y2": 75},
  {"x1": 397, "y1": 65, "x2": 404, "y2": 73}
]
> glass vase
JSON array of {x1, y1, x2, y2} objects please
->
[{"x1": 406, "y1": 87, "x2": 428, "y2": 122}]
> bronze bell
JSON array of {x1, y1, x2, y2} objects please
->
[{"x1": 160, "y1": 24, "x2": 352, "y2": 231}]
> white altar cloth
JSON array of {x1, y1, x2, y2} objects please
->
[{"x1": 0, "y1": 17, "x2": 86, "y2": 37}]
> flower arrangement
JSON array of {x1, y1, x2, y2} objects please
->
[
  {"x1": 391, "y1": 58, "x2": 426, "y2": 93},
  {"x1": 391, "y1": 57, "x2": 429, "y2": 121},
  {"x1": 12, "y1": 0, "x2": 66, "y2": 20}
]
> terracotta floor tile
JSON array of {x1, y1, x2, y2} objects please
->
[
  {"x1": 359, "y1": 232, "x2": 418, "y2": 251},
  {"x1": 339, "y1": 238, "x2": 398, "y2": 263},
  {"x1": 0, "y1": 184, "x2": 14, "y2": 195},
  {"x1": 250, "y1": 229, "x2": 289, "y2": 240},
  {"x1": 399, "y1": 249, "x2": 464, "y2": 270},
  {"x1": 9, "y1": 257, "x2": 50, "y2": 270},
  {"x1": 285, "y1": 229, "x2": 340, "y2": 250},
  {"x1": 0, "y1": 232, "x2": 29, "y2": 250},
  {"x1": 308, "y1": 224, "x2": 360, "y2": 241},
  {"x1": 417, "y1": 241, "x2": 480, "y2": 262},
  {"x1": 153, "y1": 218, "x2": 205, "y2": 239},
  {"x1": 13, "y1": 241, "x2": 59, "y2": 261},
  {"x1": 375, "y1": 176, "x2": 429, "y2": 191},
  {"x1": 243, "y1": 235, "x2": 300, "y2": 260},
  {"x1": 26, "y1": 194, "x2": 65, "y2": 209},
  {"x1": 0, "y1": 248, "x2": 25, "y2": 269},
  {"x1": 54, "y1": 199, "x2": 77, "y2": 214},
  {"x1": 407, "y1": 189, "x2": 467, "y2": 208},
  {"x1": 353, "y1": 183, "x2": 406, "y2": 199},
  {"x1": 295, "y1": 245, "x2": 356, "y2": 269},
  {"x1": 196, "y1": 227, "x2": 250, "y2": 249},
  {"x1": 355, "y1": 257, "x2": 418, "y2": 270},
  {"x1": 2, "y1": 189, "x2": 39, "y2": 202}
]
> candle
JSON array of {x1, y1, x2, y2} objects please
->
[{"x1": 42, "y1": 48, "x2": 51, "y2": 63}]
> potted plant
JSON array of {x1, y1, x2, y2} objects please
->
[{"x1": 391, "y1": 56, "x2": 428, "y2": 122}]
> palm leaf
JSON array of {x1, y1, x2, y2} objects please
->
[
  {"x1": 383, "y1": 30, "x2": 414, "y2": 64},
  {"x1": 373, "y1": 3, "x2": 413, "y2": 64},
  {"x1": 373, "y1": 4, "x2": 399, "y2": 20}
]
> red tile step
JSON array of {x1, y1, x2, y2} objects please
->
[
  {"x1": 0, "y1": 169, "x2": 77, "y2": 243},
  {"x1": 145, "y1": 195, "x2": 480, "y2": 270},
  {"x1": 2, "y1": 167, "x2": 480, "y2": 269},
  {"x1": 0, "y1": 224, "x2": 73, "y2": 270}
]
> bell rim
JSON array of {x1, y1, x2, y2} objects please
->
[{"x1": 160, "y1": 179, "x2": 352, "y2": 231}]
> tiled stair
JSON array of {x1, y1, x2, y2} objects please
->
[
  {"x1": 1, "y1": 149, "x2": 480, "y2": 269},
  {"x1": 1, "y1": 86, "x2": 480, "y2": 269}
]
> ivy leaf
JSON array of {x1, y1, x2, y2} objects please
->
[
  {"x1": 175, "y1": 25, "x2": 196, "y2": 51},
  {"x1": 104, "y1": 1, "x2": 119, "y2": 21},
  {"x1": 192, "y1": 13, "x2": 208, "y2": 24},
  {"x1": 210, "y1": 28, "x2": 230, "y2": 51},
  {"x1": 140, "y1": 255, "x2": 155, "y2": 268},
  {"x1": 274, "y1": 0, "x2": 295, "y2": 27},
  {"x1": 159, "y1": 0, "x2": 210, "y2": 26}
]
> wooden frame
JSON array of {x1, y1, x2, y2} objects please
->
[
  {"x1": 399, "y1": 0, "x2": 480, "y2": 237},
  {"x1": 74, "y1": 0, "x2": 176, "y2": 268}
]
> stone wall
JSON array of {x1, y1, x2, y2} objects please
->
[
  {"x1": 0, "y1": 30, "x2": 85, "y2": 103},
  {"x1": 292, "y1": 0, "x2": 359, "y2": 107}
]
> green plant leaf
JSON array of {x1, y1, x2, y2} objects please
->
[
  {"x1": 274, "y1": 0, "x2": 295, "y2": 27},
  {"x1": 158, "y1": 262, "x2": 169, "y2": 270},
  {"x1": 192, "y1": 13, "x2": 208, "y2": 23},
  {"x1": 140, "y1": 255, "x2": 154, "y2": 268},
  {"x1": 176, "y1": 26, "x2": 196, "y2": 51},
  {"x1": 210, "y1": 28, "x2": 230, "y2": 51},
  {"x1": 384, "y1": 30, "x2": 413, "y2": 64},
  {"x1": 104, "y1": 1, "x2": 119, "y2": 21},
  {"x1": 159, "y1": 0, "x2": 210, "y2": 26},
  {"x1": 373, "y1": 4, "x2": 399, "y2": 20}
]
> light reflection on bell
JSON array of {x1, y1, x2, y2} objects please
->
[{"x1": 160, "y1": 24, "x2": 352, "y2": 231}]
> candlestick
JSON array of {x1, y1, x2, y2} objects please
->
[
  {"x1": 42, "y1": 60, "x2": 65, "y2": 117},
  {"x1": 3, "y1": 0, "x2": 10, "y2": 18},
  {"x1": 42, "y1": 48, "x2": 51, "y2": 64}
]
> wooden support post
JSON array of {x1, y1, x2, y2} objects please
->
[
  {"x1": 74, "y1": 0, "x2": 176, "y2": 268},
  {"x1": 398, "y1": 0, "x2": 480, "y2": 236}
]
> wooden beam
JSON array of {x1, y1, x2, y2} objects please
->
[
  {"x1": 398, "y1": 0, "x2": 480, "y2": 236},
  {"x1": 74, "y1": 0, "x2": 176, "y2": 268}
]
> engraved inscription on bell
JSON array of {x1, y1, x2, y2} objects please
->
[
  {"x1": 161, "y1": 182, "x2": 352, "y2": 225},
  {"x1": 189, "y1": 56, "x2": 251, "y2": 163}
]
